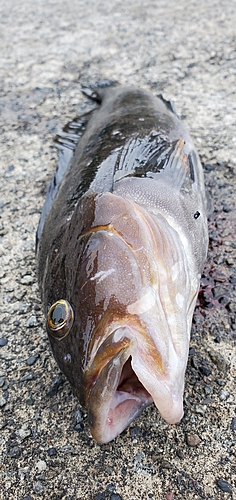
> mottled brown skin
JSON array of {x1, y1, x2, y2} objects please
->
[{"x1": 37, "y1": 85, "x2": 208, "y2": 442}]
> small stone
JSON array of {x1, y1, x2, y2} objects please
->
[
  {"x1": 60, "y1": 444, "x2": 78, "y2": 455},
  {"x1": 230, "y1": 417, "x2": 236, "y2": 431},
  {"x1": 14, "y1": 290, "x2": 26, "y2": 301},
  {"x1": 20, "y1": 371, "x2": 34, "y2": 382},
  {"x1": 130, "y1": 426, "x2": 141, "y2": 436},
  {"x1": 35, "y1": 460, "x2": 47, "y2": 472},
  {"x1": 17, "y1": 302, "x2": 32, "y2": 314},
  {"x1": 204, "y1": 385, "x2": 212, "y2": 395},
  {"x1": 9, "y1": 445, "x2": 22, "y2": 458},
  {"x1": 0, "y1": 419, "x2": 7, "y2": 430},
  {"x1": 186, "y1": 433, "x2": 201, "y2": 446},
  {"x1": 160, "y1": 460, "x2": 172, "y2": 469},
  {"x1": 195, "y1": 404, "x2": 207, "y2": 415},
  {"x1": 0, "y1": 377, "x2": 5, "y2": 387},
  {"x1": 95, "y1": 493, "x2": 105, "y2": 500},
  {"x1": 26, "y1": 354, "x2": 39, "y2": 366},
  {"x1": 21, "y1": 275, "x2": 35, "y2": 285},
  {"x1": 199, "y1": 366, "x2": 211, "y2": 376},
  {"x1": 219, "y1": 389, "x2": 230, "y2": 401},
  {"x1": 208, "y1": 349, "x2": 228, "y2": 373},
  {"x1": 74, "y1": 422, "x2": 84, "y2": 431},
  {"x1": 216, "y1": 479, "x2": 232, "y2": 493},
  {"x1": 176, "y1": 449, "x2": 184, "y2": 459},
  {"x1": 106, "y1": 484, "x2": 116, "y2": 493},
  {"x1": 16, "y1": 423, "x2": 31, "y2": 441},
  {"x1": 216, "y1": 379, "x2": 226, "y2": 386},
  {"x1": 25, "y1": 315, "x2": 39, "y2": 328},
  {"x1": 0, "y1": 397, "x2": 7, "y2": 407},
  {"x1": 110, "y1": 495, "x2": 122, "y2": 500},
  {"x1": 33, "y1": 481, "x2": 44, "y2": 494},
  {"x1": 47, "y1": 447, "x2": 57, "y2": 457},
  {"x1": 47, "y1": 374, "x2": 64, "y2": 397},
  {"x1": 0, "y1": 338, "x2": 8, "y2": 347},
  {"x1": 74, "y1": 409, "x2": 83, "y2": 423}
]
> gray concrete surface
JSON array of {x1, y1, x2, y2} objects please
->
[{"x1": 0, "y1": 0, "x2": 235, "y2": 499}]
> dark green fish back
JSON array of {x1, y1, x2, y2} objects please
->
[{"x1": 36, "y1": 85, "x2": 198, "y2": 248}]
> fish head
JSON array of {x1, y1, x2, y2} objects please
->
[{"x1": 46, "y1": 191, "x2": 199, "y2": 443}]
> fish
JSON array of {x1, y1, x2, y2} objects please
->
[{"x1": 36, "y1": 84, "x2": 208, "y2": 443}]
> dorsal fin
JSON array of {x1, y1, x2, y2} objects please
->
[
  {"x1": 78, "y1": 80, "x2": 119, "y2": 104},
  {"x1": 157, "y1": 94, "x2": 179, "y2": 118}
]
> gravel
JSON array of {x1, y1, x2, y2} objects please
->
[{"x1": 0, "y1": 0, "x2": 235, "y2": 498}]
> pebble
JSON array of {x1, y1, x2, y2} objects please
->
[
  {"x1": 216, "y1": 479, "x2": 232, "y2": 493},
  {"x1": 0, "y1": 397, "x2": 7, "y2": 407},
  {"x1": 16, "y1": 423, "x2": 31, "y2": 441},
  {"x1": 25, "y1": 315, "x2": 40, "y2": 328},
  {"x1": 110, "y1": 495, "x2": 122, "y2": 500},
  {"x1": 199, "y1": 366, "x2": 211, "y2": 376},
  {"x1": 230, "y1": 417, "x2": 236, "y2": 431},
  {"x1": 0, "y1": 377, "x2": 5, "y2": 387},
  {"x1": 47, "y1": 374, "x2": 64, "y2": 397},
  {"x1": 26, "y1": 354, "x2": 39, "y2": 366},
  {"x1": 20, "y1": 275, "x2": 35, "y2": 285},
  {"x1": 74, "y1": 422, "x2": 84, "y2": 432},
  {"x1": 219, "y1": 389, "x2": 230, "y2": 401},
  {"x1": 0, "y1": 338, "x2": 8, "y2": 347},
  {"x1": 186, "y1": 433, "x2": 201, "y2": 446},
  {"x1": 33, "y1": 481, "x2": 44, "y2": 494},
  {"x1": 47, "y1": 447, "x2": 57, "y2": 457},
  {"x1": 20, "y1": 371, "x2": 34, "y2": 382},
  {"x1": 9, "y1": 445, "x2": 22, "y2": 458},
  {"x1": 14, "y1": 289, "x2": 26, "y2": 301},
  {"x1": 106, "y1": 484, "x2": 116, "y2": 494},
  {"x1": 204, "y1": 385, "x2": 212, "y2": 395},
  {"x1": 216, "y1": 378, "x2": 226, "y2": 386},
  {"x1": 0, "y1": 419, "x2": 7, "y2": 430},
  {"x1": 208, "y1": 349, "x2": 228, "y2": 373},
  {"x1": 195, "y1": 404, "x2": 207, "y2": 415},
  {"x1": 74, "y1": 409, "x2": 83, "y2": 423},
  {"x1": 17, "y1": 302, "x2": 32, "y2": 314},
  {"x1": 35, "y1": 460, "x2": 47, "y2": 472},
  {"x1": 95, "y1": 493, "x2": 105, "y2": 500},
  {"x1": 26, "y1": 396, "x2": 35, "y2": 406}
]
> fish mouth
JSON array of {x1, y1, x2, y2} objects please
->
[
  {"x1": 87, "y1": 346, "x2": 152, "y2": 443},
  {"x1": 85, "y1": 325, "x2": 184, "y2": 443},
  {"x1": 105, "y1": 355, "x2": 152, "y2": 421}
]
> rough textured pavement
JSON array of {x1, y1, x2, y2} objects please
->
[{"x1": 0, "y1": 1, "x2": 235, "y2": 499}]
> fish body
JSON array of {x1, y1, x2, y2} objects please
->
[{"x1": 37, "y1": 85, "x2": 208, "y2": 443}]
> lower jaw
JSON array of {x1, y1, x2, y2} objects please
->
[{"x1": 88, "y1": 357, "x2": 153, "y2": 443}]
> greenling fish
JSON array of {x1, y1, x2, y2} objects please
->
[{"x1": 36, "y1": 84, "x2": 208, "y2": 443}]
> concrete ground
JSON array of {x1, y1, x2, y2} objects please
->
[{"x1": 0, "y1": 0, "x2": 235, "y2": 499}]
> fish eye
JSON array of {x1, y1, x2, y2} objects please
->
[{"x1": 47, "y1": 300, "x2": 74, "y2": 340}]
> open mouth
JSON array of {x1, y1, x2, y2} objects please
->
[
  {"x1": 87, "y1": 351, "x2": 153, "y2": 443},
  {"x1": 108, "y1": 356, "x2": 153, "y2": 419},
  {"x1": 86, "y1": 322, "x2": 185, "y2": 443}
]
